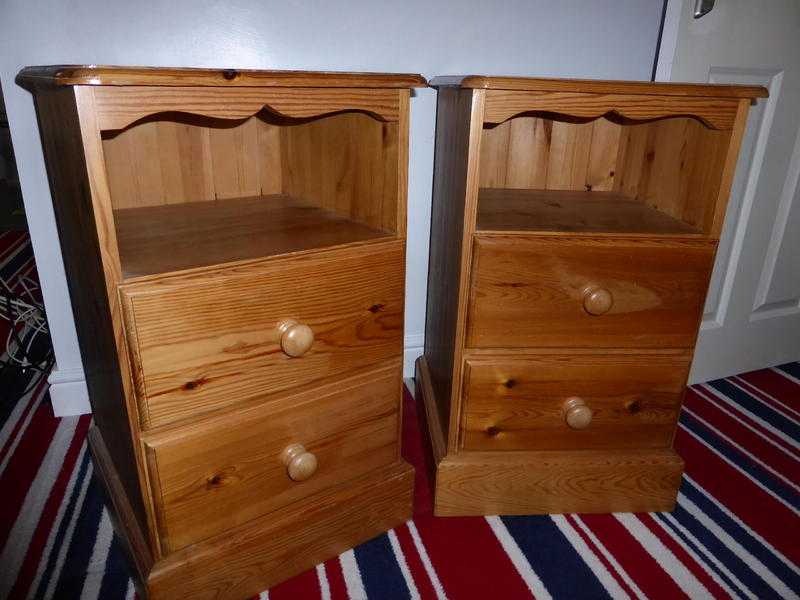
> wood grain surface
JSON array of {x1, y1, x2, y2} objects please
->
[
  {"x1": 114, "y1": 195, "x2": 392, "y2": 278},
  {"x1": 434, "y1": 448, "x2": 684, "y2": 516},
  {"x1": 467, "y1": 235, "x2": 716, "y2": 349},
  {"x1": 144, "y1": 367, "x2": 400, "y2": 552},
  {"x1": 482, "y1": 90, "x2": 741, "y2": 130},
  {"x1": 121, "y1": 241, "x2": 405, "y2": 429},
  {"x1": 17, "y1": 65, "x2": 426, "y2": 90},
  {"x1": 461, "y1": 353, "x2": 689, "y2": 451},
  {"x1": 430, "y1": 75, "x2": 767, "y2": 99},
  {"x1": 476, "y1": 188, "x2": 701, "y2": 235},
  {"x1": 92, "y1": 86, "x2": 402, "y2": 131},
  {"x1": 148, "y1": 461, "x2": 414, "y2": 599}
]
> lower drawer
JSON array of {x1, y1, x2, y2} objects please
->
[
  {"x1": 461, "y1": 353, "x2": 689, "y2": 451},
  {"x1": 142, "y1": 365, "x2": 401, "y2": 553}
]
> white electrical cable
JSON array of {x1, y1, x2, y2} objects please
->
[{"x1": 0, "y1": 271, "x2": 50, "y2": 369}]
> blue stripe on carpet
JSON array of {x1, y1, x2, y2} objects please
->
[
  {"x1": 679, "y1": 411, "x2": 799, "y2": 510},
  {"x1": 33, "y1": 448, "x2": 92, "y2": 599},
  {"x1": 98, "y1": 535, "x2": 134, "y2": 599},
  {"x1": 775, "y1": 362, "x2": 800, "y2": 380},
  {"x1": 706, "y1": 379, "x2": 800, "y2": 440},
  {"x1": 354, "y1": 533, "x2": 410, "y2": 599},
  {"x1": 653, "y1": 511, "x2": 746, "y2": 598},
  {"x1": 52, "y1": 466, "x2": 107, "y2": 598},
  {"x1": 681, "y1": 479, "x2": 800, "y2": 595},
  {"x1": 669, "y1": 502, "x2": 781, "y2": 599},
  {"x1": 502, "y1": 515, "x2": 612, "y2": 599}
]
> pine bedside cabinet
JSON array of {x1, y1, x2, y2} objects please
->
[
  {"x1": 18, "y1": 65, "x2": 426, "y2": 598},
  {"x1": 417, "y1": 75, "x2": 767, "y2": 516}
]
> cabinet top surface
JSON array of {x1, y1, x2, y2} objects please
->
[
  {"x1": 16, "y1": 65, "x2": 427, "y2": 90},
  {"x1": 429, "y1": 75, "x2": 768, "y2": 98}
]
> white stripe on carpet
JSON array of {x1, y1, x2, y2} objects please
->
[
  {"x1": 657, "y1": 511, "x2": 756, "y2": 600},
  {"x1": 730, "y1": 376, "x2": 800, "y2": 421},
  {"x1": 572, "y1": 515, "x2": 647, "y2": 600},
  {"x1": 684, "y1": 474, "x2": 800, "y2": 576},
  {"x1": 0, "y1": 378, "x2": 48, "y2": 474},
  {"x1": 771, "y1": 366, "x2": 800, "y2": 387},
  {"x1": 677, "y1": 490, "x2": 797, "y2": 598},
  {"x1": 485, "y1": 516, "x2": 552, "y2": 600},
  {"x1": 28, "y1": 442, "x2": 88, "y2": 598},
  {"x1": 571, "y1": 516, "x2": 647, "y2": 600},
  {"x1": 79, "y1": 508, "x2": 115, "y2": 600},
  {"x1": 678, "y1": 423, "x2": 800, "y2": 516},
  {"x1": 406, "y1": 520, "x2": 447, "y2": 600},
  {"x1": 43, "y1": 461, "x2": 94, "y2": 600},
  {"x1": 0, "y1": 415, "x2": 78, "y2": 597},
  {"x1": 551, "y1": 515, "x2": 630, "y2": 599},
  {"x1": 615, "y1": 513, "x2": 711, "y2": 598},
  {"x1": 387, "y1": 528, "x2": 420, "y2": 599},
  {"x1": 315, "y1": 563, "x2": 330, "y2": 600},
  {"x1": 693, "y1": 386, "x2": 800, "y2": 460},
  {"x1": 339, "y1": 548, "x2": 366, "y2": 600},
  {"x1": 701, "y1": 384, "x2": 800, "y2": 450},
  {"x1": 682, "y1": 405, "x2": 799, "y2": 492}
]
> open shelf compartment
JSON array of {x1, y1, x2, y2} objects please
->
[
  {"x1": 477, "y1": 112, "x2": 733, "y2": 236},
  {"x1": 101, "y1": 110, "x2": 401, "y2": 279}
]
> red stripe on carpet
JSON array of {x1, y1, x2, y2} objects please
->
[
  {"x1": 413, "y1": 515, "x2": 531, "y2": 599},
  {"x1": 579, "y1": 514, "x2": 685, "y2": 599},
  {"x1": 684, "y1": 388, "x2": 799, "y2": 480},
  {"x1": 8, "y1": 415, "x2": 91, "y2": 600},
  {"x1": 267, "y1": 565, "x2": 319, "y2": 599},
  {"x1": 675, "y1": 422, "x2": 800, "y2": 564},
  {"x1": 403, "y1": 387, "x2": 530, "y2": 598},
  {"x1": 323, "y1": 556, "x2": 349, "y2": 600},
  {"x1": 731, "y1": 375, "x2": 800, "y2": 420},
  {"x1": 638, "y1": 512, "x2": 729, "y2": 599},
  {"x1": 0, "y1": 393, "x2": 60, "y2": 550},
  {"x1": 402, "y1": 387, "x2": 435, "y2": 517},
  {"x1": 0, "y1": 378, "x2": 48, "y2": 465},
  {"x1": 736, "y1": 370, "x2": 800, "y2": 412},
  {"x1": 694, "y1": 384, "x2": 799, "y2": 458},
  {"x1": 394, "y1": 523, "x2": 438, "y2": 599},
  {"x1": 564, "y1": 514, "x2": 639, "y2": 599}
]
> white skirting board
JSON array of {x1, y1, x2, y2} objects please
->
[
  {"x1": 47, "y1": 367, "x2": 91, "y2": 417},
  {"x1": 48, "y1": 333, "x2": 426, "y2": 416},
  {"x1": 403, "y1": 333, "x2": 424, "y2": 378}
]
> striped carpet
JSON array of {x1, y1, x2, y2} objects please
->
[
  {"x1": 2, "y1": 365, "x2": 798, "y2": 599},
  {"x1": 1, "y1": 231, "x2": 798, "y2": 599}
]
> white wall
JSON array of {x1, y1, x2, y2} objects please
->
[{"x1": 0, "y1": 0, "x2": 664, "y2": 414}]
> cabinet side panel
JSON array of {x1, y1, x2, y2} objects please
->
[
  {"x1": 32, "y1": 88, "x2": 149, "y2": 538},
  {"x1": 423, "y1": 89, "x2": 475, "y2": 440}
]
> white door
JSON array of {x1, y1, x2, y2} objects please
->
[{"x1": 658, "y1": 0, "x2": 800, "y2": 383}]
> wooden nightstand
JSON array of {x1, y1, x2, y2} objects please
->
[
  {"x1": 417, "y1": 75, "x2": 766, "y2": 516},
  {"x1": 18, "y1": 65, "x2": 425, "y2": 598}
]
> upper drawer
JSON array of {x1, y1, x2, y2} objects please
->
[
  {"x1": 121, "y1": 241, "x2": 404, "y2": 429},
  {"x1": 143, "y1": 365, "x2": 400, "y2": 553},
  {"x1": 462, "y1": 353, "x2": 689, "y2": 452},
  {"x1": 467, "y1": 236, "x2": 715, "y2": 349}
]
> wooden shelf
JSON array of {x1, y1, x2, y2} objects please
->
[
  {"x1": 115, "y1": 194, "x2": 392, "y2": 279},
  {"x1": 476, "y1": 188, "x2": 702, "y2": 236}
]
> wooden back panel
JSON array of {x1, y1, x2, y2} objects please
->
[
  {"x1": 479, "y1": 115, "x2": 731, "y2": 235},
  {"x1": 102, "y1": 111, "x2": 399, "y2": 232},
  {"x1": 281, "y1": 113, "x2": 399, "y2": 233}
]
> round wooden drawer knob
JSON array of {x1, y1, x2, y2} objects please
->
[
  {"x1": 278, "y1": 319, "x2": 314, "y2": 357},
  {"x1": 281, "y1": 443, "x2": 318, "y2": 481},
  {"x1": 563, "y1": 397, "x2": 593, "y2": 430},
  {"x1": 583, "y1": 287, "x2": 613, "y2": 316}
]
